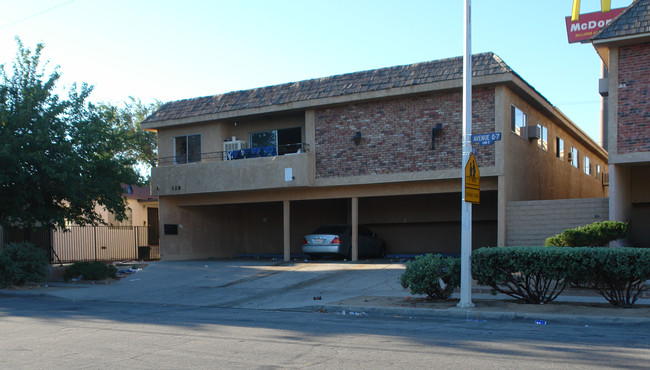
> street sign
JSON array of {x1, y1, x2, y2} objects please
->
[
  {"x1": 471, "y1": 132, "x2": 501, "y2": 145},
  {"x1": 464, "y1": 152, "x2": 479, "y2": 204}
]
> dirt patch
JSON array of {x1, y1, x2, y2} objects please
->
[{"x1": 335, "y1": 295, "x2": 650, "y2": 318}]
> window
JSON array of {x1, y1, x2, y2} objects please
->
[
  {"x1": 250, "y1": 127, "x2": 302, "y2": 155},
  {"x1": 570, "y1": 147, "x2": 579, "y2": 169},
  {"x1": 511, "y1": 105, "x2": 527, "y2": 137},
  {"x1": 537, "y1": 124, "x2": 548, "y2": 150},
  {"x1": 596, "y1": 164, "x2": 601, "y2": 179},
  {"x1": 556, "y1": 137, "x2": 564, "y2": 159},
  {"x1": 584, "y1": 157, "x2": 591, "y2": 175},
  {"x1": 175, "y1": 134, "x2": 201, "y2": 164}
]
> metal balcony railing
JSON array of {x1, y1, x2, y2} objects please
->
[{"x1": 157, "y1": 143, "x2": 309, "y2": 166}]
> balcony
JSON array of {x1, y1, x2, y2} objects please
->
[{"x1": 151, "y1": 143, "x2": 314, "y2": 196}]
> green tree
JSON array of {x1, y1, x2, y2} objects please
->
[
  {"x1": 100, "y1": 97, "x2": 160, "y2": 183},
  {"x1": 0, "y1": 39, "x2": 138, "y2": 229}
]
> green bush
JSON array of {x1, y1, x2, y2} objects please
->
[
  {"x1": 0, "y1": 242, "x2": 50, "y2": 287},
  {"x1": 545, "y1": 221, "x2": 628, "y2": 247},
  {"x1": 399, "y1": 254, "x2": 460, "y2": 301},
  {"x1": 64, "y1": 261, "x2": 117, "y2": 281},
  {"x1": 568, "y1": 247, "x2": 650, "y2": 308},
  {"x1": 471, "y1": 247, "x2": 576, "y2": 304}
]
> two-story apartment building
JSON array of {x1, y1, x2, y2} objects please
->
[
  {"x1": 142, "y1": 52, "x2": 607, "y2": 261},
  {"x1": 593, "y1": 0, "x2": 650, "y2": 247}
]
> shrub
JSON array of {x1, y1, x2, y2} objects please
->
[
  {"x1": 399, "y1": 254, "x2": 460, "y2": 301},
  {"x1": 568, "y1": 247, "x2": 650, "y2": 308},
  {"x1": 64, "y1": 261, "x2": 117, "y2": 281},
  {"x1": 0, "y1": 242, "x2": 50, "y2": 287},
  {"x1": 545, "y1": 221, "x2": 628, "y2": 247},
  {"x1": 471, "y1": 247, "x2": 576, "y2": 304}
]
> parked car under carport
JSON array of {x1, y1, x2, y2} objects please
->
[{"x1": 302, "y1": 224, "x2": 386, "y2": 259}]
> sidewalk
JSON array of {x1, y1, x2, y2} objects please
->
[{"x1": 2, "y1": 260, "x2": 649, "y2": 325}]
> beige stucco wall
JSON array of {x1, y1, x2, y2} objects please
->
[
  {"x1": 151, "y1": 152, "x2": 315, "y2": 196},
  {"x1": 500, "y1": 86, "x2": 608, "y2": 202}
]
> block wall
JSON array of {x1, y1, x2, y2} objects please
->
[
  {"x1": 617, "y1": 42, "x2": 650, "y2": 155},
  {"x1": 506, "y1": 198, "x2": 608, "y2": 246},
  {"x1": 314, "y1": 88, "x2": 495, "y2": 178}
]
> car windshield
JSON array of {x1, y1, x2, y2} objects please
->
[{"x1": 311, "y1": 225, "x2": 348, "y2": 235}]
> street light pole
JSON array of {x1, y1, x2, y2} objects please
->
[{"x1": 458, "y1": 0, "x2": 475, "y2": 308}]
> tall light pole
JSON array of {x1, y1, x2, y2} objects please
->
[{"x1": 458, "y1": 0, "x2": 475, "y2": 308}]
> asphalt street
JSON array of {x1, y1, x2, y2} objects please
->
[{"x1": 1, "y1": 294, "x2": 649, "y2": 369}]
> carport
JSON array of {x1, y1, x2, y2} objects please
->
[{"x1": 166, "y1": 192, "x2": 496, "y2": 261}]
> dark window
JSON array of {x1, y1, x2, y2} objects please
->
[
  {"x1": 250, "y1": 127, "x2": 302, "y2": 155},
  {"x1": 175, "y1": 134, "x2": 201, "y2": 164},
  {"x1": 511, "y1": 105, "x2": 527, "y2": 137}
]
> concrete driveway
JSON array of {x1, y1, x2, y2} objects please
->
[{"x1": 36, "y1": 260, "x2": 409, "y2": 310}]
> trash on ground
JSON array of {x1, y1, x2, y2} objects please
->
[
  {"x1": 116, "y1": 267, "x2": 142, "y2": 278},
  {"x1": 535, "y1": 320, "x2": 547, "y2": 325},
  {"x1": 465, "y1": 311, "x2": 486, "y2": 322},
  {"x1": 313, "y1": 296, "x2": 322, "y2": 300}
]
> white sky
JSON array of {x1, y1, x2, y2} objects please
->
[{"x1": 0, "y1": 0, "x2": 635, "y2": 146}]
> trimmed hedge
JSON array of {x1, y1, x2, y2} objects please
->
[
  {"x1": 471, "y1": 247, "x2": 572, "y2": 304},
  {"x1": 471, "y1": 246, "x2": 650, "y2": 307},
  {"x1": 64, "y1": 261, "x2": 117, "y2": 281},
  {"x1": 570, "y1": 247, "x2": 650, "y2": 308},
  {"x1": 545, "y1": 221, "x2": 628, "y2": 247},
  {"x1": 399, "y1": 254, "x2": 460, "y2": 301},
  {"x1": 0, "y1": 242, "x2": 49, "y2": 287}
]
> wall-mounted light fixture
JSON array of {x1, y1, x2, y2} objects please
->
[
  {"x1": 352, "y1": 131, "x2": 362, "y2": 145},
  {"x1": 431, "y1": 124, "x2": 443, "y2": 149}
]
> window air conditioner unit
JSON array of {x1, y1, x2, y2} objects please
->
[
  {"x1": 602, "y1": 172, "x2": 609, "y2": 186},
  {"x1": 527, "y1": 126, "x2": 541, "y2": 140},
  {"x1": 223, "y1": 136, "x2": 246, "y2": 152}
]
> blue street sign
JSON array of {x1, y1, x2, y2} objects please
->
[{"x1": 472, "y1": 132, "x2": 502, "y2": 145}]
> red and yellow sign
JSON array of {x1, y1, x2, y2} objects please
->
[{"x1": 565, "y1": 0, "x2": 628, "y2": 43}]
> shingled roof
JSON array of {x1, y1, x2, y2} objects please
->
[
  {"x1": 143, "y1": 52, "x2": 514, "y2": 124},
  {"x1": 593, "y1": 0, "x2": 650, "y2": 40}
]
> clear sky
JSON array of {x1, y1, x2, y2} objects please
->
[{"x1": 0, "y1": 0, "x2": 636, "y2": 146}]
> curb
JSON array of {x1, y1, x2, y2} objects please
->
[{"x1": 300, "y1": 303, "x2": 650, "y2": 326}]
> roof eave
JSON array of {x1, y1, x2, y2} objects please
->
[
  {"x1": 591, "y1": 33, "x2": 650, "y2": 68},
  {"x1": 141, "y1": 72, "x2": 515, "y2": 130}
]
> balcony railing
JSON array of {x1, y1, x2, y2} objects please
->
[{"x1": 157, "y1": 143, "x2": 309, "y2": 166}]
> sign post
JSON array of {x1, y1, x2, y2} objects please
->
[{"x1": 458, "y1": 0, "x2": 475, "y2": 309}]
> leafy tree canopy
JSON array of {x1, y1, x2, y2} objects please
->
[
  {"x1": 0, "y1": 38, "x2": 139, "y2": 229},
  {"x1": 99, "y1": 97, "x2": 160, "y2": 184}
]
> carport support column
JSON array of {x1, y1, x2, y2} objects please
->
[
  {"x1": 351, "y1": 197, "x2": 358, "y2": 262},
  {"x1": 283, "y1": 200, "x2": 290, "y2": 262}
]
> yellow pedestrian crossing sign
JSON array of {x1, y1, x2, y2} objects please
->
[{"x1": 465, "y1": 153, "x2": 480, "y2": 204}]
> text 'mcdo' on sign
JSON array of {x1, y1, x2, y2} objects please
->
[{"x1": 565, "y1": 7, "x2": 624, "y2": 43}]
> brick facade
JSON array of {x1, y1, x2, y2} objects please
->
[
  {"x1": 618, "y1": 42, "x2": 650, "y2": 155},
  {"x1": 314, "y1": 88, "x2": 495, "y2": 178}
]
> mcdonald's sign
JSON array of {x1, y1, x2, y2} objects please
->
[{"x1": 565, "y1": 0, "x2": 629, "y2": 43}]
